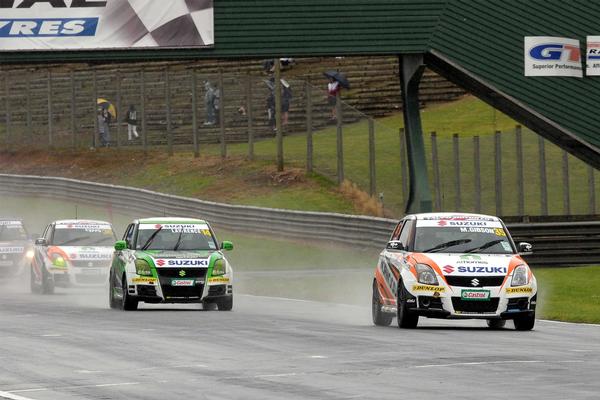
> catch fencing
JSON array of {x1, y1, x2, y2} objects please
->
[{"x1": 1, "y1": 174, "x2": 599, "y2": 267}]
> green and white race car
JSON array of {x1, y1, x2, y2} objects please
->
[{"x1": 109, "y1": 217, "x2": 234, "y2": 311}]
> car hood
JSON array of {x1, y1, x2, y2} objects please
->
[
  {"x1": 136, "y1": 250, "x2": 213, "y2": 268},
  {"x1": 49, "y1": 246, "x2": 114, "y2": 261},
  {"x1": 411, "y1": 253, "x2": 520, "y2": 276}
]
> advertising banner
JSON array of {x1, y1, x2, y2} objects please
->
[
  {"x1": 587, "y1": 36, "x2": 600, "y2": 76},
  {"x1": 524, "y1": 36, "x2": 582, "y2": 78},
  {"x1": 0, "y1": 0, "x2": 214, "y2": 51}
]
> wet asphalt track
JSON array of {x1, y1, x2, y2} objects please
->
[{"x1": 0, "y1": 279, "x2": 599, "y2": 400}]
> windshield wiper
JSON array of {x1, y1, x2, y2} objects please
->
[
  {"x1": 464, "y1": 239, "x2": 505, "y2": 253},
  {"x1": 141, "y1": 227, "x2": 163, "y2": 251},
  {"x1": 423, "y1": 239, "x2": 472, "y2": 253},
  {"x1": 173, "y1": 230, "x2": 184, "y2": 251}
]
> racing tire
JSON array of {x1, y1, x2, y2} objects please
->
[
  {"x1": 216, "y1": 296, "x2": 233, "y2": 311},
  {"x1": 108, "y1": 270, "x2": 120, "y2": 309},
  {"x1": 513, "y1": 312, "x2": 535, "y2": 331},
  {"x1": 121, "y1": 275, "x2": 138, "y2": 311},
  {"x1": 41, "y1": 268, "x2": 55, "y2": 295},
  {"x1": 397, "y1": 281, "x2": 419, "y2": 329},
  {"x1": 30, "y1": 265, "x2": 41, "y2": 294},
  {"x1": 372, "y1": 281, "x2": 393, "y2": 326},
  {"x1": 487, "y1": 319, "x2": 506, "y2": 329}
]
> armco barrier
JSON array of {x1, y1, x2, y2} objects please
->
[{"x1": 1, "y1": 174, "x2": 599, "y2": 266}]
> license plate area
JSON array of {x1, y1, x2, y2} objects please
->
[
  {"x1": 171, "y1": 279, "x2": 195, "y2": 287},
  {"x1": 461, "y1": 289, "x2": 491, "y2": 301}
]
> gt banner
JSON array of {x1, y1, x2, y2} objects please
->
[
  {"x1": 586, "y1": 36, "x2": 600, "y2": 76},
  {"x1": 524, "y1": 36, "x2": 583, "y2": 78},
  {"x1": 0, "y1": 0, "x2": 214, "y2": 51}
]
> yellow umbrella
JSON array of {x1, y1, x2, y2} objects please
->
[{"x1": 97, "y1": 98, "x2": 117, "y2": 119}]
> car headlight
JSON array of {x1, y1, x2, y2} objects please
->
[
  {"x1": 52, "y1": 254, "x2": 66, "y2": 268},
  {"x1": 212, "y1": 258, "x2": 226, "y2": 276},
  {"x1": 135, "y1": 259, "x2": 153, "y2": 276},
  {"x1": 416, "y1": 263, "x2": 438, "y2": 285},
  {"x1": 25, "y1": 250, "x2": 35, "y2": 259},
  {"x1": 511, "y1": 265, "x2": 529, "y2": 287}
]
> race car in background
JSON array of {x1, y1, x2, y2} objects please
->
[
  {"x1": 109, "y1": 217, "x2": 234, "y2": 311},
  {"x1": 372, "y1": 213, "x2": 537, "y2": 330},
  {"x1": 31, "y1": 220, "x2": 116, "y2": 294},
  {"x1": 0, "y1": 218, "x2": 33, "y2": 278}
]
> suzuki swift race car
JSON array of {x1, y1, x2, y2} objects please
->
[
  {"x1": 0, "y1": 218, "x2": 33, "y2": 278},
  {"x1": 31, "y1": 220, "x2": 116, "y2": 294},
  {"x1": 372, "y1": 213, "x2": 537, "y2": 330},
  {"x1": 109, "y1": 217, "x2": 234, "y2": 311}
]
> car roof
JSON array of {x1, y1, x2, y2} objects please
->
[
  {"x1": 409, "y1": 212, "x2": 501, "y2": 221},
  {"x1": 53, "y1": 219, "x2": 112, "y2": 225},
  {"x1": 137, "y1": 217, "x2": 208, "y2": 225}
]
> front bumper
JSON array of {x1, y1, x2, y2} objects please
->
[
  {"x1": 49, "y1": 266, "x2": 110, "y2": 287},
  {"x1": 128, "y1": 273, "x2": 233, "y2": 304}
]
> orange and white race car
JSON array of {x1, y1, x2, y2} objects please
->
[{"x1": 372, "y1": 213, "x2": 537, "y2": 330}]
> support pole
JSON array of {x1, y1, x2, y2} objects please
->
[
  {"x1": 166, "y1": 68, "x2": 173, "y2": 156},
  {"x1": 275, "y1": 62, "x2": 283, "y2": 171},
  {"x1": 335, "y1": 91, "x2": 344, "y2": 184},
  {"x1": 368, "y1": 118, "x2": 376, "y2": 197},
  {"x1": 70, "y1": 70, "x2": 76, "y2": 148},
  {"x1": 192, "y1": 69, "x2": 199, "y2": 158},
  {"x1": 93, "y1": 68, "x2": 98, "y2": 149},
  {"x1": 399, "y1": 54, "x2": 432, "y2": 214},
  {"x1": 27, "y1": 72, "x2": 32, "y2": 145},
  {"x1": 306, "y1": 81, "x2": 313, "y2": 173},
  {"x1": 141, "y1": 69, "x2": 147, "y2": 153},
  {"x1": 247, "y1": 75, "x2": 254, "y2": 160},
  {"x1": 219, "y1": 70, "x2": 226, "y2": 158},
  {"x1": 116, "y1": 70, "x2": 121, "y2": 148},
  {"x1": 48, "y1": 70, "x2": 53, "y2": 147}
]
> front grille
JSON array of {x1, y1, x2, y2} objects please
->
[
  {"x1": 156, "y1": 268, "x2": 207, "y2": 279},
  {"x1": 160, "y1": 283, "x2": 204, "y2": 299},
  {"x1": 75, "y1": 274, "x2": 106, "y2": 284},
  {"x1": 137, "y1": 285, "x2": 157, "y2": 297},
  {"x1": 71, "y1": 260, "x2": 111, "y2": 268},
  {"x1": 208, "y1": 285, "x2": 226, "y2": 296},
  {"x1": 507, "y1": 297, "x2": 529, "y2": 311},
  {"x1": 452, "y1": 297, "x2": 499, "y2": 313},
  {"x1": 445, "y1": 276, "x2": 505, "y2": 287}
]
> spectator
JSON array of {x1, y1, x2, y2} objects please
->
[
  {"x1": 281, "y1": 79, "x2": 292, "y2": 128},
  {"x1": 266, "y1": 86, "x2": 276, "y2": 132},
  {"x1": 327, "y1": 77, "x2": 341, "y2": 121},
  {"x1": 125, "y1": 104, "x2": 139, "y2": 141},
  {"x1": 98, "y1": 108, "x2": 111, "y2": 147},
  {"x1": 204, "y1": 81, "x2": 219, "y2": 126}
]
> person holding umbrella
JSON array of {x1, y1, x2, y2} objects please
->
[{"x1": 324, "y1": 70, "x2": 350, "y2": 121}]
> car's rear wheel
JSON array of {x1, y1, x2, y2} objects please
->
[
  {"x1": 108, "y1": 269, "x2": 119, "y2": 309},
  {"x1": 372, "y1": 280, "x2": 392, "y2": 326},
  {"x1": 121, "y1": 275, "x2": 138, "y2": 311},
  {"x1": 216, "y1": 295, "x2": 233, "y2": 311},
  {"x1": 397, "y1": 281, "x2": 418, "y2": 329},
  {"x1": 487, "y1": 319, "x2": 506, "y2": 329},
  {"x1": 514, "y1": 312, "x2": 535, "y2": 331}
]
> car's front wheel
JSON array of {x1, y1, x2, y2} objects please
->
[
  {"x1": 121, "y1": 275, "x2": 138, "y2": 311},
  {"x1": 372, "y1": 280, "x2": 392, "y2": 326},
  {"x1": 41, "y1": 268, "x2": 54, "y2": 295},
  {"x1": 397, "y1": 281, "x2": 418, "y2": 329},
  {"x1": 108, "y1": 269, "x2": 120, "y2": 309},
  {"x1": 514, "y1": 312, "x2": 535, "y2": 331},
  {"x1": 216, "y1": 295, "x2": 233, "y2": 311},
  {"x1": 30, "y1": 265, "x2": 41, "y2": 294}
]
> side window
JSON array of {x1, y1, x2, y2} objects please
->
[
  {"x1": 390, "y1": 221, "x2": 405, "y2": 241},
  {"x1": 398, "y1": 220, "x2": 413, "y2": 250},
  {"x1": 44, "y1": 224, "x2": 53, "y2": 243},
  {"x1": 124, "y1": 224, "x2": 135, "y2": 247}
]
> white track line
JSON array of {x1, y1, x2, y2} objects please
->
[
  {"x1": 414, "y1": 360, "x2": 583, "y2": 369},
  {"x1": 0, "y1": 390, "x2": 38, "y2": 400}
]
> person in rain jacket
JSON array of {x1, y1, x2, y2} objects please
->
[
  {"x1": 98, "y1": 107, "x2": 111, "y2": 147},
  {"x1": 125, "y1": 104, "x2": 139, "y2": 141},
  {"x1": 327, "y1": 77, "x2": 341, "y2": 121},
  {"x1": 204, "y1": 81, "x2": 219, "y2": 125}
]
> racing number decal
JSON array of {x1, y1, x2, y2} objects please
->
[{"x1": 381, "y1": 261, "x2": 399, "y2": 298}]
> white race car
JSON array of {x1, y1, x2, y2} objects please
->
[
  {"x1": 31, "y1": 219, "x2": 116, "y2": 294},
  {"x1": 372, "y1": 213, "x2": 537, "y2": 330},
  {"x1": 0, "y1": 218, "x2": 34, "y2": 278}
]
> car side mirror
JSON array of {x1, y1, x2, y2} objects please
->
[
  {"x1": 386, "y1": 240, "x2": 405, "y2": 251},
  {"x1": 35, "y1": 238, "x2": 47, "y2": 246},
  {"x1": 221, "y1": 241, "x2": 234, "y2": 251},
  {"x1": 114, "y1": 240, "x2": 127, "y2": 251},
  {"x1": 518, "y1": 242, "x2": 533, "y2": 255}
]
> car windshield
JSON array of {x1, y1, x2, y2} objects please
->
[
  {"x1": 136, "y1": 223, "x2": 217, "y2": 251},
  {"x1": 0, "y1": 221, "x2": 28, "y2": 241},
  {"x1": 53, "y1": 223, "x2": 116, "y2": 246},
  {"x1": 413, "y1": 218, "x2": 514, "y2": 254}
]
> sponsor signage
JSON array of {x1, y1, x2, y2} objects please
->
[
  {"x1": 461, "y1": 289, "x2": 491, "y2": 301},
  {"x1": 132, "y1": 277, "x2": 157, "y2": 284},
  {"x1": 506, "y1": 287, "x2": 533, "y2": 294},
  {"x1": 587, "y1": 36, "x2": 600, "y2": 76},
  {"x1": 171, "y1": 279, "x2": 195, "y2": 287},
  {"x1": 417, "y1": 219, "x2": 503, "y2": 228},
  {"x1": 0, "y1": 0, "x2": 214, "y2": 51},
  {"x1": 524, "y1": 36, "x2": 583, "y2": 77},
  {"x1": 412, "y1": 284, "x2": 445, "y2": 292},
  {"x1": 444, "y1": 266, "x2": 507, "y2": 275},
  {"x1": 154, "y1": 258, "x2": 208, "y2": 267},
  {"x1": 0, "y1": 246, "x2": 24, "y2": 253}
]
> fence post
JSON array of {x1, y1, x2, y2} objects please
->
[
  {"x1": 335, "y1": 91, "x2": 344, "y2": 184},
  {"x1": 588, "y1": 166, "x2": 596, "y2": 215},
  {"x1": 218, "y1": 70, "x2": 226, "y2": 158},
  {"x1": 431, "y1": 132, "x2": 442, "y2": 211},
  {"x1": 368, "y1": 118, "x2": 376, "y2": 197},
  {"x1": 453, "y1": 133, "x2": 461, "y2": 210},
  {"x1": 399, "y1": 128, "x2": 408, "y2": 205},
  {"x1": 70, "y1": 70, "x2": 76, "y2": 148},
  {"x1": 140, "y1": 69, "x2": 147, "y2": 153},
  {"x1": 27, "y1": 72, "x2": 32, "y2": 145},
  {"x1": 562, "y1": 150, "x2": 570, "y2": 215},
  {"x1": 93, "y1": 68, "x2": 98, "y2": 149},
  {"x1": 116, "y1": 70, "x2": 121, "y2": 148},
  {"x1": 494, "y1": 131, "x2": 502, "y2": 216},
  {"x1": 247, "y1": 75, "x2": 254, "y2": 161},
  {"x1": 306, "y1": 81, "x2": 313, "y2": 173},
  {"x1": 515, "y1": 125, "x2": 524, "y2": 215},
  {"x1": 4, "y1": 73, "x2": 10, "y2": 148},
  {"x1": 538, "y1": 136, "x2": 548, "y2": 215},
  {"x1": 191, "y1": 69, "x2": 199, "y2": 158},
  {"x1": 275, "y1": 63, "x2": 283, "y2": 171},
  {"x1": 165, "y1": 69, "x2": 173, "y2": 156},
  {"x1": 47, "y1": 70, "x2": 53, "y2": 147},
  {"x1": 474, "y1": 135, "x2": 481, "y2": 213}
]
